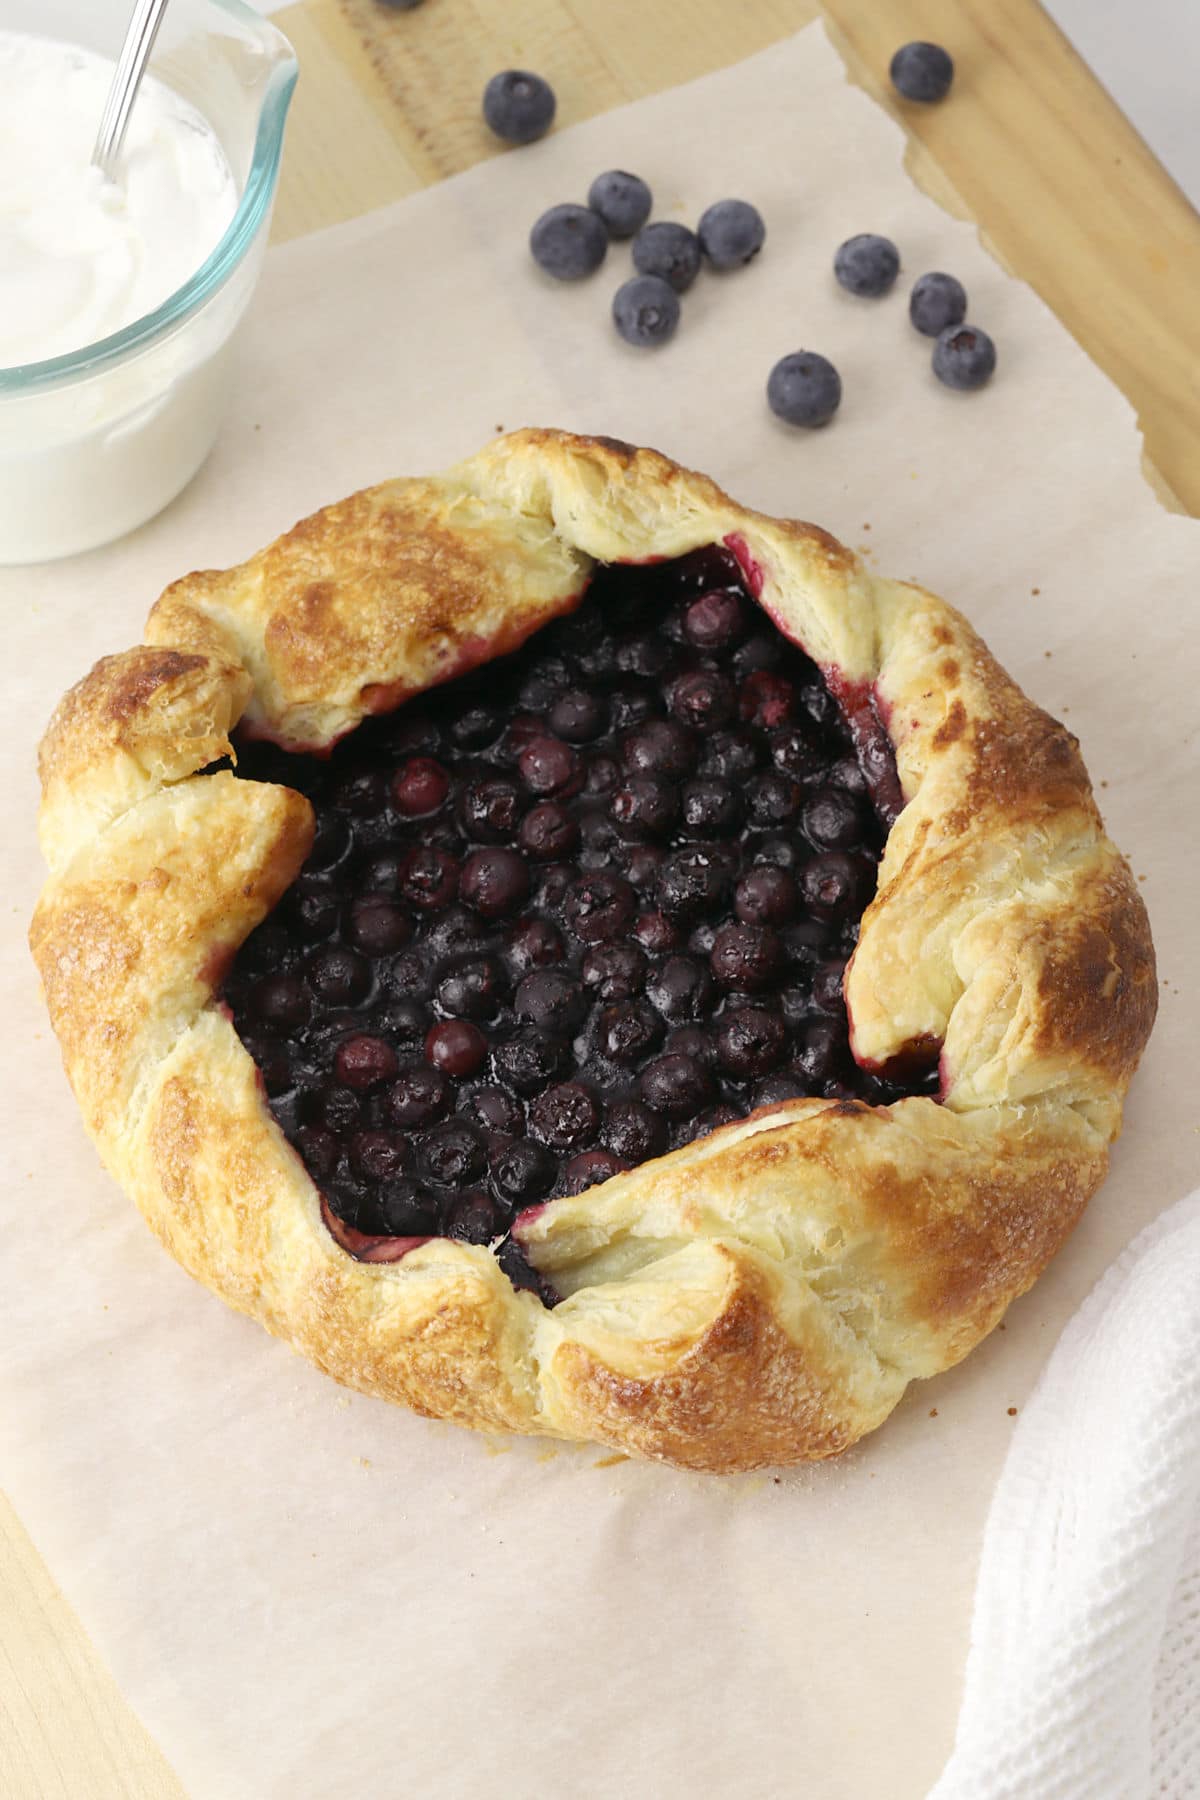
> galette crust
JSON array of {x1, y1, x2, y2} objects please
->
[{"x1": 30, "y1": 430, "x2": 1156, "y2": 1472}]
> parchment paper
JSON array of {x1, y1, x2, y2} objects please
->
[{"x1": 3, "y1": 26, "x2": 1197, "y2": 1799}]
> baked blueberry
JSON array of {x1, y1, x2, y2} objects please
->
[
  {"x1": 581, "y1": 943, "x2": 646, "y2": 1001},
  {"x1": 518, "y1": 735, "x2": 580, "y2": 796},
  {"x1": 621, "y1": 720, "x2": 696, "y2": 779},
  {"x1": 767, "y1": 352, "x2": 842, "y2": 428},
  {"x1": 794, "y1": 1018, "x2": 849, "y2": 1086},
  {"x1": 670, "y1": 670, "x2": 736, "y2": 731},
  {"x1": 461, "y1": 1084, "x2": 525, "y2": 1137},
  {"x1": 223, "y1": 535, "x2": 930, "y2": 1305},
  {"x1": 632, "y1": 221, "x2": 702, "y2": 293},
  {"x1": 253, "y1": 973, "x2": 309, "y2": 1033},
  {"x1": 399, "y1": 846, "x2": 460, "y2": 912},
  {"x1": 504, "y1": 916, "x2": 565, "y2": 974},
  {"x1": 752, "y1": 1073, "x2": 808, "y2": 1108},
  {"x1": 460, "y1": 847, "x2": 530, "y2": 918},
  {"x1": 335, "y1": 1034, "x2": 398, "y2": 1091},
  {"x1": 425, "y1": 1020, "x2": 488, "y2": 1077},
  {"x1": 348, "y1": 896, "x2": 412, "y2": 956},
  {"x1": 710, "y1": 922, "x2": 785, "y2": 990},
  {"x1": 514, "y1": 968, "x2": 589, "y2": 1033},
  {"x1": 490, "y1": 1027, "x2": 569, "y2": 1095},
  {"x1": 484, "y1": 69, "x2": 557, "y2": 143},
  {"x1": 529, "y1": 1081, "x2": 599, "y2": 1150},
  {"x1": 680, "y1": 779, "x2": 741, "y2": 836},
  {"x1": 598, "y1": 1001, "x2": 664, "y2": 1065},
  {"x1": 444, "y1": 1192, "x2": 505, "y2": 1244},
  {"x1": 699, "y1": 730, "x2": 759, "y2": 781},
  {"x1": 336, "y1": 768, "x2": 388, "y2": 816},
  {"x1": 740, "y1": 672, "x2": 794, "y2": 729},
  {"x1": 683, "y1": 589, "x2": 746, "y2": 651},
  {"x1": 634, "y1": 910, "x2": 681, "y2": 955},
  {"x1": 559, "y1": 1151, "x2": 627, "y2": 1195},
  {"x1": 563, "y1": 872, "x2": 636, "y2": 942},
  {"x1": 307, "y1": 811, "x2": 351, "y2": 870},
  {"x1": 350, "y1": 1129, "x2": 408, "y2": 1186},
  {"x1": 734, "y1": 866, "x2": 797, "y2": 926},
  {"x1": 746, "y1": 771, "x2": 802, "y2": 827},
  {"x1": 613, "y1": 275, "x2": 681, "y2": 348},
  {"x1": 638, "y1": 1053, "x2": 713, "y2": 1116},
  {"x1": 306, "y1": 945, "x2": 370, "y2": 1005},
  {"x1": 834, "y1": 234, "x2": 900, "y2": 298},
  {"x1": 811, "y1": 959, "x2": 846, "y2": 1012},
  {"x1": 657, "y1": 848, "x2": 729, "y2": 920},
  {"x1": 799, "y1": 852, "x2": 875, "y2": 922},
  {"x1": 601, "y1": 1100, "x2": 668, "y2": 1163},
  {"x1": 588, "y1": 170, "x2": 653, "y2": 238},
  {"x1": 697, "y1": 199, "x2": 765, "y2": 269},
  {"x1": 910, "y1": 271, "x2": 967, "y2": 337},
  {"x1": 291, "y1": 877, "x2": 340, "y2": 941},
  {"x1": 716, "y1": 1007, "x2": 786, "y2": 1078},
  {"x1": 518, "y1": 799, "x2": 579, "y2": 860},
  {"x1": 419, "y1": 1121, "x2": 487, "y2": 1186},
  {"x1": 548, "y1": 688, "x2": 607, "y2": 743},
  {"x1": 610, "y1": 775, "x2": 679, "y2": 839},
  {"x1": 459, "y1": 775, "x2": 525, "y2": 842},
  {"x1": 933, "y1": 325, "x2": 997, "y2": 391},
  {"x1": 391, "y1": 756, "x2": 449, "y2": 816},
  {"x1": 530, "y1": 203, "x2": 608, "y2": 280},
  {"x1": 294, "y1": 1125, "x2": 339, "y2": 1181},
  {"x1": 646, "y1": 955, "x2": 715, "y2": 1022},
  {"x1": 890, "y1": 41, "x2": 954, "y2": 103},
  {"x1": 770, "y1": 726, "x2": 825, "y2": 783},
  {"x1": 386, "y1": 1064, "x2": 453, "y2": 1126},
  {"x1": 802, "y1": 786, "x2": 863, "y2": 850},
  {"x1": 436, "y1": 957, "x2": 505, "y2": 1022},
  {"x1": 491, "y1": 1138, "x2": 556, "y2": 1204}
]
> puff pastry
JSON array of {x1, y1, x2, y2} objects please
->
[{"x1": 30, "y1": 430, "x2": 1156, "y2": 1472}]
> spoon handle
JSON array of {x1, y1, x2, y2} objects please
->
[{"x1": 91, "y1": 0, "x2": 173, "y2": 181}]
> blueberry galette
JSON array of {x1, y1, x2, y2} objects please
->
[{"x1": 30, "y1": 431, "x2": 1156, "y2": 1472}]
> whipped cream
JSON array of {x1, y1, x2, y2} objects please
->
[{"x1": 0, "y1": 30, "x2": 238, "y2": 367}]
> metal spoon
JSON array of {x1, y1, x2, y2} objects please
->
[{"x1": 91, "y1": 0, "x2": 173, "y2": 181}]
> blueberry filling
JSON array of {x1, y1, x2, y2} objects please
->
[{"x1": 221, "y1": 545, "x2": 939, "y2": 1303}]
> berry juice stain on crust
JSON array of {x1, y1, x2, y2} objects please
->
[{"x1": 221, "y1": 546, "x2": 939, "y2": 1301}]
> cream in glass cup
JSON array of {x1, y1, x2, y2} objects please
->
[{"x1": 0, "y1": 0, "x2": 297, "y2": 565}]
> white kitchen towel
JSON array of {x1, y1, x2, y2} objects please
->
[{"x1": 932, "y1": 1188, "x2": 1200, "y2": 1800}]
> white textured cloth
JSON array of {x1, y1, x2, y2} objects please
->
[{"x1": 932, "y1": 1190, "x2": 1200, "y2": 1800}]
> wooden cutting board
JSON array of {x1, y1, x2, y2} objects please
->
[{"x1": 4, "y1": 2, "x2": 1197, "y2": 1794}]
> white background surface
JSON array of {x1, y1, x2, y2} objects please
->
[
  {"x1": 1045, "y1": 0, "x2": 1200, "y2": 205},
  {"x1": 251, "y1": 0, "x2": 1200, "y2": 208}
]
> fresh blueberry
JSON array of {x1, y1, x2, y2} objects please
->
[
  {"x1": 530, "y1": 204, "x2": 608, "y2": 281},
  {"x1": 588, "y1": 170, "x2": 653, "y2": 239},
  {"x1": 910, "y1": 271, "x2": 967, "y2": 337},
  {"x1": 767, "y1": 352, "x2": 842, "y2": 428},
  {"x1": 483, "y1": 70, "x2": 557, "y2": 144},
  {"x1": 932, "y1": 325, "x2": 997, "y2": 390},
  {"x1": 632, "y1": 221, "x2": 702, "y2": 293},
  {"x1": 613, "y1": 275, "x2": 680, "y2": 348},
  {"x1": 890, "y1": 41, "x2": 954, "y2": 103},
  {"x1": 697, "y1": 199, "x2": 765, "y2": 270},
  {"x1": 834, "y1": 234, "x2": 900, "y2": 298}
]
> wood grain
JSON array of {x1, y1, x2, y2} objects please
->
[
  {"x1": 0, "y1": 1493, "x2": 182, "y2": 1800},
  {"x1": 7, "y1": 2, "x2": 1198, "y2": 1794}
]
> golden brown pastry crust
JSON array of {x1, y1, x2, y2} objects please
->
[{"x1": 30, "y1": 430, "x2": 1157, "y2": 1473}]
